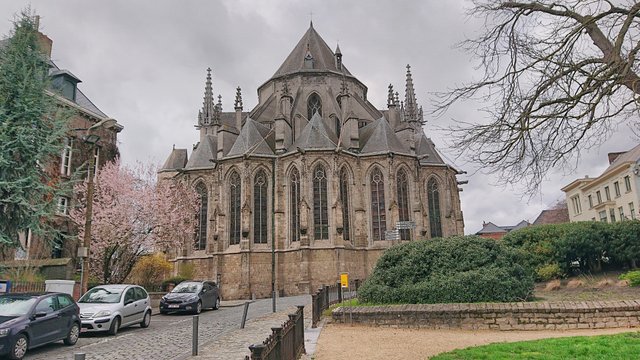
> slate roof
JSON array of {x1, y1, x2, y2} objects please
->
[
  {"x1": 476, "y1": 220, "x2": 530, "y2": 234},
  {"x1": 271, "y1": 24, "x2": 352, "y2": 79},
  {"x1": 604, "y1": 143, "x2": 640, "y2": 173},
  {"x1": 185, "y1": 134, "x2": 217, "y2": 169},
  {"x1": 160, "y1": 148, "x2": 188, "y2": 171},
  {"x1": 290, "y1": 112, "x2": 338, "y2": 151},
  {"x1": 49, "y1": 61, "x2": 108, "y2": 118},
  {"x1": 359, "y1": 117, "x2": 408, "y2": 155},
  {"x1": 227, "y1": 118, "x2": 275, "y2": 157},
  {"x1": 533, "y1": 208, "x2": 570, "y2": 225},
  {"x1": 415, "y1": 133, "x2": 445, "y2": 165}
]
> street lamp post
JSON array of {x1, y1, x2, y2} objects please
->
[{"x1": 78, "y1": 118, "x2": 117, "y2": 295}]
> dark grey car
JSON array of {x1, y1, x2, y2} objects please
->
[{"x1": 159, "y1": 281, "x2": 220, "y2": 314}]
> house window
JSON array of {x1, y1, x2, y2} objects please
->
[
  {"x1": 229, "y1": 171, "x2": 241, "y2": 246},
  {"x1": 614, "y1": 181, "x2": 621, "y2": 197},
  {"x1": 610, "y1": 208, "x2": 616, "y2": 222},
  {"x1": 313, "y1": 165, "x2": 329, "y2": 240},
  {"x1": 370, "y1": 168, "x2": 387, "y2": 241},
  {"x1": 428, "y1": 178, "x2": 443, "y2": 238},
  {"x1": 588, "y1": 195, "x2": 593, "y2": 208},
  {"x1": 195, "y1": 182, "x2": 208, "y2": 250},
  {"x1": 599, "y1": 210, "x2": 607, "y2": 222},
  {"x1": 397, "y1": 169, "x2": 411, "y2": 240},
  {"x1": 625, "y1": 175, "x2": 632, "y2": 192},
  {"x1": 253, "y1": 170, "x2": 268, "y2": 244},
  {"x1": 56, "y1": 197, "x2": 69, "y2": 216},
  {"x1": 570, "y1": 195, "x2": 581, "y2": 215},
  {"x1": 605, "y1": 186, "x2": 611, "y2": 201},
  {"x1": 51, "y1": 233, "x2": 65, "y2": 259},
  {"x1": 290, "y1": 168, "x2": 301, "y2": 242},
  {"x1": 619, "y1": 206, "x2": 625, "y2": 220},
  {"x1": 630, "y1": 202, "x2": 636, "y2": 220},
  {"x1": 339, "y1": 168, "x2": 351, "y2": 242},
  {"x1": 307, "y1": 93, "x2": 322, "y2": 120},
  {"x1": 60, "y1": 137, "x2": 73, "y2": 176},
  {"x1": 596, "y1": 191, "x2": 602, "y2": 204}
]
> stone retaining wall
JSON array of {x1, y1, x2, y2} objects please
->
[{"x1": 331, "y1": 300, "x2": 640, "y2": 331}]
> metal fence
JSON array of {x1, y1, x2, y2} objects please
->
[
  {"x1": 246, "y1": 305, "x2": 305, "y2": 360},
  {"x1": 311, "y1": 279, "x2": 360, "y2": 328},
  {"x1": 8, "y1": 281, "x2": 46, "y2": 293}
]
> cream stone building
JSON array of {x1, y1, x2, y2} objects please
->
[
  {"x1": 562, "y1": 144, "x2": 640, "y2": 223},
  {"x1": 160, "y1": 24, "x2": 465, "y2": 300}
]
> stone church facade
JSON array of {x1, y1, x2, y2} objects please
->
[{"x1": 160, "y1": 24, "x2": 465, "y2": 300}]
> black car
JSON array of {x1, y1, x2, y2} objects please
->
[
  {"x1": 159, "y1": 281, "x2": 220, "y2": 314},
  {"x1": 0, "y1": 292, "x2": 81, "y2": 360}
]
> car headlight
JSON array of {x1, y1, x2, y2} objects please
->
[
  {"x1": 0, "y1": 328, "x2": 9, "y2": 337},
  {"x1": 93, "y1": 310, "x2": 112, "y2": 318}
]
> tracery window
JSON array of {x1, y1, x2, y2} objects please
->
[
  {"x1": 339, "y1": 168, "x2": 351, "y2": 242},
  {"x1": 229, "y1": 171, "x2": 241, "y2": 245},
  {"x1": 195, "y1": 182, "x2": 208, "y2": 250},
  {"x1": 313, "y1": 165, "x2": 329, "y2": 240},
  {"x1": 428, "y1": 178, "x2": 443, "y2": 238},
  {"x1": 254, "y1": 170, "x2": 268, "y2": 244},
  {"x1": 397, "y1": 169, "x2": 411, "y2": 240},
  {"x1": 370, "y1": 168, "x2": 386, "y2": 241},
  {"x1": 290, "y1": 168, "x2": 301, "y2": 242},
  {"x1": 307, "y1": 93, "x2": 322, "y2": 119}
]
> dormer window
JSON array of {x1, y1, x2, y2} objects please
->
[{"x1": 51, "y1": 69, "x2": 81, "y2": 102}]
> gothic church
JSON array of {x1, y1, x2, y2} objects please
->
[{"x1": 160, "y1": 23, "x2": 465, "y2": 299}]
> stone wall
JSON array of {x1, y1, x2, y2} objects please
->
[{"x1": 331, "y1": 301, "x2": 640, "y2": 331}]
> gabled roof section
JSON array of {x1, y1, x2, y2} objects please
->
[
  {"x1": 186, "y1": 134, "x2": 217, "y2": 169},
  {"x1": 272, "y1": 24, "x2": 352, "y2": 79},
  {"x1": 160, "y1": 148, "x2": 188, "y2": 171},
  {"x1": 603, "y1": 143, "x2": 640, "y2": 173},
  {"x1": 227, "y1": 118, "x2": 275, "y2": 157},
  {"x1": 415, "y1": 133, "x2": 445, "y2": 165},
  {"x1": 533, "y1": 208, "x2": 569, "y2": 225},
  {"x1": 476, "y1": 222, "x2": 507, "y2": 234},
  {"x1": 359, "y1": 117, "x2": 408, "y2": 155},
  {"x1": 290, "y1": 112, "x2": 338, "y2": 151},
  {"x1": 49, "y1": 61, "x2": 108, "y2": 118}
]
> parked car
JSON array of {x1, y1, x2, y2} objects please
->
[
  {"x1": 0, "y1": 292, "x2": 80, "y2": 360},
  {"x1": 77, "y1": 284, "x2": 151, "y2": 336},
  {"x1": 159, "y1": 281, "x2": 220, "y2": 314}
]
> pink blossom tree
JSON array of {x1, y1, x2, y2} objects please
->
[{"x1": 70, "y1": 159, "x2": 198, "y2": 284}]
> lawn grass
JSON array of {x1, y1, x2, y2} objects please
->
[{"x1": 431, "y1": 332, "x2": 640, "y2": 360}]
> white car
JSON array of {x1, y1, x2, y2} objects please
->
[{"x1": 78, "y1": 284, "x2": 152, "y2": 335}]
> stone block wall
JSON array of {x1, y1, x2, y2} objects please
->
[{"x1": 332, "y1": 301, "x2": 640, "y2": 331}]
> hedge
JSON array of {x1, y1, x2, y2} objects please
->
[{"x1": 358, "y1": 235, "x2": 534, "y2": 304}]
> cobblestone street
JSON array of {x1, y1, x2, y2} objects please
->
[{"x1": 23, "y1": 295, "x2": 310, "y2": 360}]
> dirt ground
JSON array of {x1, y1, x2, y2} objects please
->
[{"x1": 312, "y1": 324, "x2": 637, "y2": 360}]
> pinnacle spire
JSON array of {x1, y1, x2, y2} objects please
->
[
  {"x1": 387, "y1": 84, "x2": 395, "y2": 108},
  {"x1": 394, "y1": 91, "x2": 400, "y2": 106},
  {"x1": 198, "y1": 67, "x2": 217, "y2": 126},
  {"x1": 404, "y1": 64, "x2": 418, "y2": 123},
  {"x1": 335, "y1": 43, "x2": 341, "y2": 55},
  {"x1": 234, "y1": 86, "x2": 243, "y2": 110}
]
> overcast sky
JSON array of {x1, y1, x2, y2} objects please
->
[{"x1": 1, "y1": 0, "x2": 637, "y2": 234}]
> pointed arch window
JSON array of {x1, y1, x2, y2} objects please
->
[
  {"x1": 229, "y1": 171, "x2": 241, "y2": 245},
  {"x1": 195, "y1": 182, "x2": 208, "y2": 250},
  {"x1": 428, "y1": 178, "x2": 442, "y2": 238},
  {"x1": 313, "y1": 165, "x2": 329, "y2": 240},
  {"x1": 339, "y1": 168, "x2": 351, "y2": 242},
  {"x1": 397, "y1": 169, "x2": 411, "y2": 240},
  {"x1": 307, "y1": 93, "x2": 322, "y2": 120},
  {"x1": 254, "y1": 170, "x2": 268, "y2": 244},
  {"x1": 370, "y1": 168, "x2": 386, "y2": 241},
  {"x1": 290, "y1": 168, "x2": 301, "y2": 242}
]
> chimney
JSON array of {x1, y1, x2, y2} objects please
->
[{"x1": 608, "y1": 151, "x2": 625, "y2": 164}]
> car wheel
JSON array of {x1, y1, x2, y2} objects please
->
[
  {"x1": 194, "y1": 300, "x2": 202, "y2": 314},
  {"x1": 64, "y1": 323, "x2": 80, "y2": 345},
  {"x1": 108, "y1": 316, "x2": 121, "y2": 336},
  {"x1": 140, "y1": 311, "x2": 151, "y2": 328},
  {"x1": 213, "y1": 297, "x2": 220, "y2": 310},
  {"x1": 9, "y1": 333, "x2": 28, "y2": 360}
]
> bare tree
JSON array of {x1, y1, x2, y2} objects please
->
[{"x1": 436, "y1": 1, "x2": 640, "y2": 193}]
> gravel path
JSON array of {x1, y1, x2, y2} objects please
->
[{"x1": 313, "y1": 324, "x2": 639, "y2": 360}]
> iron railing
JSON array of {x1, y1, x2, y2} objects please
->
[
  {"x1": 311, "y1": 279, "x2": 360, "y2": 328},
  {"x1": 246, "y1": 305, "x2": 305, "y2": 360},
  {"x1": 8, "y1": 281, "x2": 46, "y2": 293}
]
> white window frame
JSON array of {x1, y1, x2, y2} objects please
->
[
  {"x1": 630, "y1": 202, "x2": 636, "y2": 220},
  {"x1": 60, "y1": 137, "x2": 73, "y2": 176},
  {"x1": 570, "y1": 195, "x2": 582, "y2": 214},
  {"x1": 57, "y1": 197, "x2": 69, "y2": 216}
]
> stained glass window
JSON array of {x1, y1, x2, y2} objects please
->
[
  {"x1": 290, "y1": 168, "x2": 301, "y2": 242},
  {"x1": 428, "y1": 178, "x2": 442, "y2": 238},
  {"x1": 313, "y1": 165, "x2": 329, "y2": 239},
  {"x1": 229, "y1": 172, "x2": 241, "y2": 245},
  {"x1": 195, "y1": 182, "x2": 208, "y2": 250},
  {"x1": 397, "y1": 169, "x2": 411, "y2": 240},
  {"x1": 371, "y1": 168, "x2": 386, "y2": 241},
  {"x1": 339, "y1": 168, "x2": 351, "y2": 242},
  {"x1": 254, "y1": 170, "x2": 268, "y2": 244},
  {"x1": 307, "y1": 93, "x2": 322, "y2": 119}
]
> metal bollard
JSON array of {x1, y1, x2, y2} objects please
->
[
  {"x1": 240, "y1": 301, "x2": 250, "y2": 329},
  {"x1": 192, "y1": 315, "x2": 199, "y2": 356},
  {"x1": 74, "y1": 353, "x2": 86, "y2": 360}
]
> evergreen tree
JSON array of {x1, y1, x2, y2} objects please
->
[{"x1": 0, "y1": 11, "x2": 68, "y2": 247}]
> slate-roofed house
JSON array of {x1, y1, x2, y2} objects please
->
[
  {"x1": 476, "y1": 220, "x2": 530, "y2": 240},
  {"x1": 160, "y1": 23, "x2": 465, "y2": 299}
]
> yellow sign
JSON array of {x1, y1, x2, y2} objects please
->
[{"x1": 340, "y1": 272, "x2": 349, "y2": 288}]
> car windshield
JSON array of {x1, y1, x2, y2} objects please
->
[
  {"x1": 172, "y1": 282, "x2": 201, "y2": 293},
  {"x1": 79, "y1": 287, "x2": 123, "y2": 304},
  {"x1": 0, "y1": 296, "x2": 37, "y2": 316}
]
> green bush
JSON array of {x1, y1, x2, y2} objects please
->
[
  {"x1": 359, "y1": 236, "x2": 534, "y2": 304},
  {"x1": 536, "y1": 263, "x2": 563, "y2": 281},
  {"x1": 619, "y1": 271, "x2": 640, "y2": 287}
]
